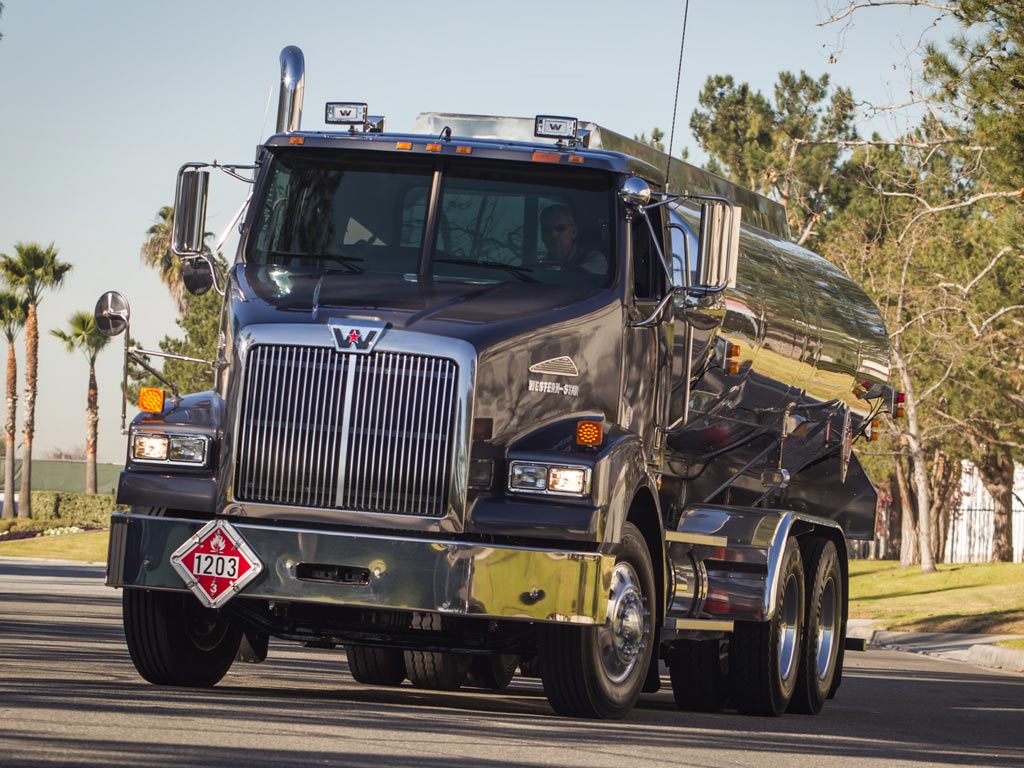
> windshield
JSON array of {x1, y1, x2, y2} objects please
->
[{"x1": 246, "y1": 148, "x2": 615, "y2": 287}]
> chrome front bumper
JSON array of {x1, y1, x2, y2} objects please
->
[{"x1": 106, "y1": 513, "x2": 614, "y2": 625}]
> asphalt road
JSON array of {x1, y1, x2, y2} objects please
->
[{"x1": 2, "y1": 558, "x2": 1022, "y2": 768}]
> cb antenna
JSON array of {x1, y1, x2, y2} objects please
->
[{"x1": 665, "y1": 0, "x2": 692, "y2": 193}]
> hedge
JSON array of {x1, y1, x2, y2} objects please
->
[{"x1": 0, "y1": 492, "x2": 128, "y2": 531}]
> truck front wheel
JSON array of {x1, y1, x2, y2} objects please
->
[
  {"x1": 539, "y1": 522, "x2": 655, "y2": 719},
  {"x1": 123, "y1": 588, "x2": 242, "y2": 687},
  {"x1": 730, "y1": 537, "x2": 805, "y2": 716}
]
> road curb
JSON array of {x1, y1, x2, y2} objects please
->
[
  {"x1": 847, "y1": 620, "x2": 1024, "y2": 675},
  {"x1": 965, "y1": 644, "x2": 1024, "y2": 673}
]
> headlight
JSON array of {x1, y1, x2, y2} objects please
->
[
  {"x1": 132, "y1": 434, "x2": 168, "y2": 461},
  {"x1": 132, "y1": 432, "x2": 209, "y2": 466},
  {"x1": 508, "y1": 461, "x2": 590, "y2": 497}
]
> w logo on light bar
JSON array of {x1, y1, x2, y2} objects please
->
[{"x1": 329, "y1": 319, "x2": 387, "y2": 354}]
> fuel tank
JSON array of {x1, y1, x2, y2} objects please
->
[{"x1": 664, "y1": 206, "x2": 889, "y2": 538}]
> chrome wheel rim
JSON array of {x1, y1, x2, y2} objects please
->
[
  {"x1": 599, "y1": 561, "x2": 648, "y2": 684},
  {"x1": 815, "y1": 575, "x2": 838, "y2": 681},
  {"x1": 777, "y1": 572, "x2": 800, "y2": 683}
]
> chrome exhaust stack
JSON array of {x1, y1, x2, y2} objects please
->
[{"x1": 276, "y1": 46, "x2": 305, "y2": 133}]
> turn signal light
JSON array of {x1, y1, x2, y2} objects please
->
[
  {"x1": 870, "y1": 418, "x2": 880, "y2": 441},
  {"x1": 727, "y1": 360, "x2": 740, "y2": 375},
  {"x1": 138, "y1": 387, "x2": 165, "y2": 413},
  {"x1": 576, "y1": 420, "x2": 603, "y2": 447}
]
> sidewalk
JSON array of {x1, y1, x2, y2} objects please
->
[{"x1": 848, "y1": 618, "x2": 1024, "y2": 674}]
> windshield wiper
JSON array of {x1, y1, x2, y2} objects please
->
[
  {"x1": 264, "y1": 250, "x2": 365, "y2": 273},
  {"x1": 433, "y1": 258, "x2": 536, "y2": 283}
]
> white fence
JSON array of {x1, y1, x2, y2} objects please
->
[{"x1": 944, "y1": 462, "x2": 1024, "y2": 564}]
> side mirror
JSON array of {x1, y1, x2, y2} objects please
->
[
  {"x1": 618, "y1": 177, "x2": 652, "y2": 210},
  {"x1": 172, "y1": 167, "x2": 210, "y2": 256},
  {"x1": 94, "y1": 291, "x2": 130, "y2": 337},
  {"x1": 181, "y1": 257, "x2": 214, "y2": 297},
  {"x1": 696, "y1": 199, "x2": 741, "y2": 291}
]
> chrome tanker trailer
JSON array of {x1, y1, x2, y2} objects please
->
[{"x1": 99, "y1": 47, "x2": 898, "y2": 719}]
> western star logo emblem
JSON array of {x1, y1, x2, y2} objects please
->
[{"x1": 330, "y1": 319, "x2": 387, "y2": 354}]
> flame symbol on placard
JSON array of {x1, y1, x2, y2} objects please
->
[{"x1": 210, "y1": 530, "x2": 227, "y2": 553}]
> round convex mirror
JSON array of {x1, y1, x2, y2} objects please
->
[
  {"x1": 182, "y1": 257, "x2": 214, "y2": 297},
  {"x1": 93, "y1": 291, "x2": 130, "y2": 337}
]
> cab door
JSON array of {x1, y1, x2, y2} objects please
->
[{"x1": 620, "y1": 202, "x2": 670, "y2": 463}]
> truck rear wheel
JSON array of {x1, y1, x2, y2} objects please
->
[
  {"x1": 668, "y1": 638, "x2": 730, "y2": 712},
  {"x1": 403, "y1": 650, "x2": 470, "y2": 690},
  {"x1": 730, "y1": 537, "x2": 804, "y2": 716},
  {"x1": 467, "y1": 654, "x2": 520, "y2": 690},
  {"x1": 539, "y1": 522, "x2": 654, "y2": 719},
  {"x1": 347, "y1": 645, "x2": 407, "y2": 686},
  {"x1": 402, "y1": 612, "x2": 469, "y2": 690},
  {"x1": 123, "y1": 588, "x2": 241, "y2": 687},
  {"x1": 790, "y1": 539, "x2": 843, "y2": 714}
]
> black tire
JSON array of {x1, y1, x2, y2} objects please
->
[
  {"x1": 538, "y1": 522, "x2": 656, "y2": 719},
  {"x1": 730, "y1": 537, "x2": 804, "y2": 716},
  {"x1": 123, "y1": 588, "x2": 241, "y2": 687},
  {"x1": 347, "y1": 645, "x2": 407, "y2": 686},
  {"x1": 467, "y1": 654, "x2": 520, "y2": 691},
  {"x1": 403, "y1": 650, "x2": 470, "y2": 690},
  {"x1": 668, "y1": 638, "x2": 730, "y2": 712},
  {"x1": 403, "y1": 613, "x2": 470, "y2": 691},
  {"x1": 790, "y1": 539, "x2": 843, "y2": 714}
]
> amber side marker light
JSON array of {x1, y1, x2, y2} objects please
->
[
  {"x1": 870, "y1": 418, "x2": 880, "y2": 441},
  {"x1": 138, "y1": 387, "x2": 165, "y2": 413},
  {"x1": 576, "y1": 420, "x2": 603, "y2": 447},
  {"x1": 726, "y1": 343, "x2": 741, "y2": 374},
  {"x1": 289, "y1": 136, "x2": 305, "y2": 145},
  {"x1": 395, "y1": 141, "x2": 412, "y2": 150}
]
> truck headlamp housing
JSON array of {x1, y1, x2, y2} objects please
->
[
  {"x1": 508, "y1": 461, "x2": 590, "y2": 498},
  {"x1": 131, "y1": 432, "x2": 209, "y2": 467}
]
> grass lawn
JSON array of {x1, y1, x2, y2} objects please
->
[
  {"x1": 848, "y1": 559, "x2": 1024, "y2": 635},
  {"x1": 0, "y1": 530, "x2": 108, "y2": 563}
]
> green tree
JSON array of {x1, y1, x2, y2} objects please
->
[
  {"x1": 0, "y1": 242, "x2": 73, "y2": 518},
  {"x1": 0, "y1": 291, "x2": 26, "y2": 519},
  {"x1": 50, "y1": 311, "x2": 110, "y2": 494},
  {"x1": 690, "y1": 71, "x2": 857, "y2": 246},
  {"x1": 130, "y1": 253, "x2": 226, "y2": 399}
]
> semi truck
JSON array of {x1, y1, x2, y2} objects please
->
[{"x1": 99, "y1": 46, "x2": 897, "y2": 719}]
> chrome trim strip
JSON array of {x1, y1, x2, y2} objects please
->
[
  {"x1": 664, "y1": 530, "x2": 727, "y2": 548},
  {"x1": 666, "y1": 618, "x2": 734, "y2": 632},
  {"x1": 333, "y1": 358, "x2": 357, "y2": 508}
]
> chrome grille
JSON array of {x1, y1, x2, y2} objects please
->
[{"x1": 234, "y1": 345, "x2": 458, "y2": 517}]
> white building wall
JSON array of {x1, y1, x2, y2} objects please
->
[{"x1": 945, "y1": 461, "x2": 1024, "y2": 564}]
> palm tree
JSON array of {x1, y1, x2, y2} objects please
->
[
  {"x1": 0, "y1": 291, "x2": 26, "y2": 519},
  {"x1": 141, "y1": 206, "x2": 214, "y2": 314},
  {"x1": 141, "y1": 206, "x2": 188, "y2": 313},
  {"x1": 0, "y1": 242, "x2": 73, "y2": 518},
  {"x1": 51, "y1": 311, "x2": 109, "y2": 494}
]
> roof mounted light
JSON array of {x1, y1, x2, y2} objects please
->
[
  {"x1": 535, "y1": 115, "x2": 578, "y2": 141},
  {"x1": 326, "y1": 102, "x2": 368, "y2": 125}
]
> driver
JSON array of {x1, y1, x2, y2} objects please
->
[{"x1": 539, "y1": 205, "x2": 606, "y2": 275}]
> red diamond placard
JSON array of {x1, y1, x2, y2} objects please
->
[{"x1": 170, "y1": 519, "x2": 264, "y2": 609}]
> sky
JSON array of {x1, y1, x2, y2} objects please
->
[{"x1": 0, "y1": 0, "x2": 954, "y2": 464}]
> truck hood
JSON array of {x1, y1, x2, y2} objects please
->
[{"x1": 232, "y1": 264, "x2": 619, "y2": 351}]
